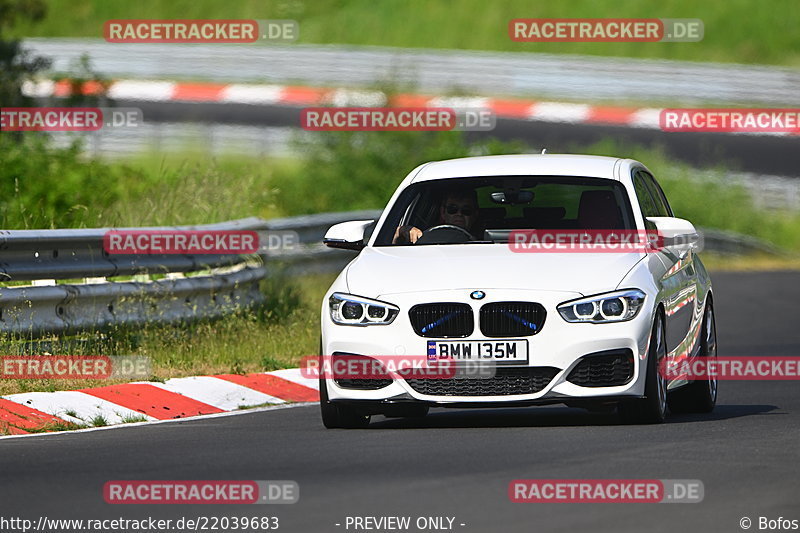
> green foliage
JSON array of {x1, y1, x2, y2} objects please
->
[
  {"x1": 0, "y1": 135, "x2": 136, "y2": 228},
  {"x1": 254, "y1": 266, "x2": 303, "y2": 323},
  {"x1": 576, "y1": 139, "x2": 800, "y2": 252},
  {"x1": 0, "y1": 0, "x2": 50, "y2": 107},
  {"x1": 120, "y1": 414, "x2": 149, "y2": 423},
  {"x1": 0, "y1": 0, "x2": 46, "y2": 32},
  {"x1": 2, "y1": 127, "x2": 800, "y2": 398},
  {"x1": 272, "y1": 130, "x2": 527, "y2": 214},
  {"x1": 9, "y1": 0, "x2": 800, "y2": 66},
  {"x1": 99, "y1": 156, "x2": 282, "y2": 226},
  {"x1": 4, "y1": 129, "x2": 797, "y2": 253},
  {"x1": 90, "y1": 414, "x2": 108, "y2": 427}
]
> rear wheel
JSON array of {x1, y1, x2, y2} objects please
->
[
  {"x1": 668, "y1": 301, "x2": 718, "y2": 413},
  {"x1": 619, "y1": 312, "x2": 668, "y2": 424}
]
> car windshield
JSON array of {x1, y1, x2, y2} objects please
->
[{"x1": 374, "y1": 175, "x2": 636, "y2": 246}]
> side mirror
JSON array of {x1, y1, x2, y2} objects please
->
[
  {"x1": 323, "y1": 220, "x2": 374, "y2": 251},
  {"x1": 646, "y1": 217, "x2": 701, "y2": 257}
]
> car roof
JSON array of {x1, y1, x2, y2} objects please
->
[{"x1": 411, "y1": 154, "x2": 623, "y2": 183}]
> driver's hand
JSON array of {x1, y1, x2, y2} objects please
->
[{"x1": 393, "y1": 225, "x2": 423, "y2": 244}]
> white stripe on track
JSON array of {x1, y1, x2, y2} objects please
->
[
  {"x1": 146, "y1": 376, "x2": 285, "y2": 410},
  {"x1": 267, "y1": 369, "x2": 319, "y2": 390},
  {"x1": 0, "y1": 402, "x2": 314, "y2": 441},
  {"x1": 1, "y1": 391, "x2": 156, "y2": 426},
  {"x1": 108, "y1": 80, "x2": 176, "y2": 101},
  {"x1": 220, "y1": 84, "x2": 286, "y2": 104},
  {"x1": 529, "y1": 102, "x2": 591, "y2": 123},
  {"x1": 629, "y1": 107, "x2": 664, "y2": 129}
]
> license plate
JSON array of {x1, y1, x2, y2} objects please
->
[{"x1": 426, "y1": 340, "x2": 528, "y2": 364}]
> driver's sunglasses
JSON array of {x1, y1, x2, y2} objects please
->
[{"x1": 445, "y1": 204, "x2": 474, "y2": 216}]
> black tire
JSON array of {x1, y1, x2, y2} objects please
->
[
  {"x1": 619, "y1": 312, "x2": 668, "y2": 424},
  {"x1": 319, "y1": 373, "x2": 342, "y2": 428},
  {"x1": 667, "y1": 301, "x2": 718, "y2": 414},
  {"x1": 318, "y1": 342, "x2": 341, "y2": 428},
  {"x1": 318, "y1": 352, "x2": 371, "y2": 429},
  {"x1": 319, "y1": 378, "x2": 371, "y2": 429}
]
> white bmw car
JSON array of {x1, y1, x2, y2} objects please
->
[{"x1": 319, "y1": 154, "x2": 717, "y2": 428}]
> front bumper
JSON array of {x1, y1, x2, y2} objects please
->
[{"x1": 321, "y1": 288, "x2": 654, "y2": 406}]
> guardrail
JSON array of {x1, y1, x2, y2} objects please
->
[
  {"x1": 0, "y1": 218, "x2": 269, "y2": 336},
  {"x1": 0, "y1": 209, "x2": 784, "y2": 337},
  {"x1": 0, "y1": 212, "x2": 380, "y2": 337},
  {"x1": 698, "y1": 228, "x2": 787, "y2": 257},
  {"x1": 25, "y1": 38, "x2": 800, "y2": 106}
]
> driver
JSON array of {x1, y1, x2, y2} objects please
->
[{"x1": 393, "y1": 188, "x2": 479, "y2": 244}]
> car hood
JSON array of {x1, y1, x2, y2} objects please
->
[{"x1": 346, "y1": 245, "x2": 645, "y2": 297}]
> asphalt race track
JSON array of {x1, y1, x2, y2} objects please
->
[{"x1": 1, "y1": 271, "x2": 798, "y2": 533}]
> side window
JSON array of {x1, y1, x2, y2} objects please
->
[
  {"x1": 633, "y1": 171, "x2": 659, "y2": 222},
  {"x1": 641, "y1": 171, "x2": 674, "y2": 217}
]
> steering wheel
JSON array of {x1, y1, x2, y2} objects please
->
[{"x1": 415, "y1": 224, "x2": 473, "y2": 244}]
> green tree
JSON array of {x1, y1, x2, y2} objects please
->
[{"x1": 0, "y1": 0, "x2": 50, "y2": 108}]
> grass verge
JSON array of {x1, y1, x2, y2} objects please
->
[
  {"x1": 2, "y1": 130, "x2": 799, "y2": 400},
  {"x1": 11, "y1": 0, "x2": 800, "y2": 67},
  {"x1": 0, "y1": 271, "x2": 335, "y2": 396},
  {"x1": 6, "y1": 130, "x2": 800, "y2": 253}
]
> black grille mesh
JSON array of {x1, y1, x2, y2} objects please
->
[
  {"x1": 409, "y1": 303, "x2": 473, "y2": 337},
  {"x1": 566, "y1": 350, "x2": 634, "y2": 387},
  {"x1": 335, "y1": 377, "x2": 393, "y2": 390},
  {"x1": 402, "y1": 366, "x2": 559, "y2": 396},
  {"x1": 331, "y1": 353, "x2": 393, "y2": 390},
  {"x1": 479, "y1": 302, "x2": 546, "y2": 337}
]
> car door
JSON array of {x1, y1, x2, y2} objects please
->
[{"x1": 633, "y1": 170, "x2": 697, "y2": 357}]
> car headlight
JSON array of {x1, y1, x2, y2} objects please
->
[
  {"x1": 557, "y1": 289, "x2": 646, "y2": 323},
  {"x1": 329, "y1": 293, "x2": 399, "y2": 326}
]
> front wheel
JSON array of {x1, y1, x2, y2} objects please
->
[
  {"x1": 319, "y1": 375, "x2": 371, "y2": 429},
  {"x1": 668, "y1": 301, "x2": 718, "y2": 413},
  {"x1": 619, "y1": 312, "x2": 668, "y2": 424}
]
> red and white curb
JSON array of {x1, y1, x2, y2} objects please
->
[
  {"x1": 0, "y1": 368, "x2": 317, "y2": 437},
  {"x1": 23, "y1": 79, "x2": 797, "y2": 136}
]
